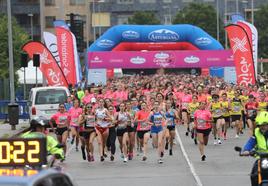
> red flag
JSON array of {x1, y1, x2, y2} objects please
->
[
  {"x1": 225, "y1": 24, "x2": 256, "y2": 86},
  {"x1": 22, "y1": 41, "x2": 68, "y2": 87},
  {"x1": 55, "y1": 27, "x2": 77, "y2": 86}
]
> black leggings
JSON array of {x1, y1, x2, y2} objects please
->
[{"x1": 106, "y1": 127, "x2": 116, "y2": 155}]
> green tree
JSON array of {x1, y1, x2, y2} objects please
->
[
  {"x1": 128, "y1": 11, "x2": 160, "y2": 25},
  {"x1": 0, "y1": 14, "x2": 29, "y2": 80},
  {"x1": 172, "y1": 3, "x2": 225, "y2": 44},
  {"x1": 255, "y1": 4, "x2": 268, "y2": 60}
]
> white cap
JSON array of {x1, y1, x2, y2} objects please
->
[{"x1": 91, "y1": 97, "x2": 97, "y2": 103}]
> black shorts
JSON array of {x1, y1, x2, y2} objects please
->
[
  {"x1": 213, "y1": 116, "x2": 223, "y2": 123},
  {"x1": 167, "y1": 126, "x2": 175, "y2": 131},
  {"x1": 196, "y1": 128, "x2": 211, "y2": 136},
  {"x1": 83, "y1": 128, "x2": 96, "y2": 139},
  {"x1": 231, "y1": 115, "x2": 241, "y2": 122},
  {"x1": 127, "y1": 126, "x2": 136, "y2": 133},
  {"x1": 117, "y1": 128, "x2": 128, "y2": 136},
  {"x1": 56, "y1": 127, "x2": 68, "y2": 136},
  {"x1": 223, "y1": 116, "x2": 230, "y2": 123},
  {"x1": 246, "y1": 117, "x2": 256, "y2": 122},
  {"x1": 137, "y1": 130, "x2": 150, "y2": 139}
]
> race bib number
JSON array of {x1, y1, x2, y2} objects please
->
[
  {"x1": 214, "y1": 109, "x2": 222, "y2": 117},
  {"x1": 166, "y1": 118, "x2": 173, "y2": 126},
  {"x1": 59, "y1": 116, "x2": 67, "y2": 125},
  {"x1": 86, "y1": 117, "x2": 95, "y2": 128},
  {"x1": 197, "y1": 119, "x2": 206, "y2": 128},
  {"x1": 72, "y1": 118, "x2": 78, "y2": 124},
  {"x1": 233, "y1": 106, "x2": 240, "y2": 113},
  {"x1": 140, "y1": 122, "x2": 148, "y2": 130}
]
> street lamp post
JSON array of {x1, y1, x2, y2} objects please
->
[
  {"x1": 251, "y1": 0, "x2": 254, "y2": 24},
  {"x1": 216, "y1": 0, "x2": 219, "y2": 41},
  {"x1": 93, "y1": 0, "x2": 96, "y2": 41},
  {"x1": 28, "y1": 13, "x2": 33, "y2": 40}
]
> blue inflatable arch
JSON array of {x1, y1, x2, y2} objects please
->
[{"x1": 88, "y1": 24, "x2": 224, "y2": 51}]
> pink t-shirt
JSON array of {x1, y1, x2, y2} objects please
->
[
  {"x1": 51, "y1": 112, "x2": 70, "y2": 126},
  {"x1": 68, "y1": 107, "x2": 83, "y2": 126},
  {"x1": 113, "y1": 91, "x2": 128, "y2": 105},
  {"x1": 82, "y1": 94, "x2": 94, "y2": 105},
  {"x1": 181, "y1": 94, "x2": 192, "y2": 109},
  {"x1": 194, "y1": 110, "x2": 212, "y2": 130}
]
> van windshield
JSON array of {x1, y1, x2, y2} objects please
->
[{"x1": 35, "y1": 89, "x2": 67, "y2": 105}]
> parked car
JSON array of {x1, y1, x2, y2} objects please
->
[{"x1": 28, "y1": 86, "x2": 70, "y2": 122}]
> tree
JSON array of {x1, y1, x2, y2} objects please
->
[
  {"x1": 128, "y1": 11, "x2": 160, "y2": 25},
  {"x1": 0, "y1": 14, "x2": 29, "y2": 80},
  {"x1": 172, "y1": 3, "x2": 225, "y2": 44},
  {"x1": 255, "y1": 4, "x2": 268, "y2": 59}
]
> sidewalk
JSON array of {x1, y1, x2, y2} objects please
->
[{"x1": 0, "y1": 119, "x2": 30, "y2": 138}]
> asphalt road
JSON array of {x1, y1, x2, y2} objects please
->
[{"x1": 63, "y1": 125, "x2": 254, "y2": 186}]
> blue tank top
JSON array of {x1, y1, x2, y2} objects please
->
[
  {"x1": 165, "y1": 110, "x2": 175, "y2": 126},
  {"x1": 150, "y1": 112, "x2": 164, "y2": 126}
]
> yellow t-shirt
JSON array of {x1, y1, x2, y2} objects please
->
[
  {"x1": 211, "y1": 102, "x2": 222, "y2": 118},
  {"x1": 221, "y1": 101, "x2": 230, "y2": 117},
  {"x1": 188, "y1": 102, "x2": 200, "y2": 117},
  {"x1": 258, "y1": 102, "x2": 268, "y2": 111},
  {"x1": 230, "y1": 99, "x2": 243, "y2": 115}
]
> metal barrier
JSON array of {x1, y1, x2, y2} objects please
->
[{"x1": 0, "y1": 100, "x2": 29, "y2": 120}]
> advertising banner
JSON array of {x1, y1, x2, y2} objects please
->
[
  {"x1": 43, "y1": 32, "x2": 60, "y2": 64},
  {"x1": 88, "y1": 50, "x2": 234, "y2": 69},
  {"x1": 225, "y1": 24, "x2": 256, "y2": 86},
  {"x1": 55, "y1": 26, "x2": 77, "y2": 86},
  {"x1": 237, "y1": 21, "x2": 258, "y2": 76},
  {"x1": 22, "y1": 41, "x2": 68, "y2": 87}
]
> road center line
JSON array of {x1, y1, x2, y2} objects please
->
[{"x1": 175, "y1": 128, "x2": 203, "y2": 186}]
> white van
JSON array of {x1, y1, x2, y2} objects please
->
[{"x1": 28, "y1": 86, "x2": 71, "y2": 121}]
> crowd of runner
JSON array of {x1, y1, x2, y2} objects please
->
[{"x1": 49, "y1": 73, "x2": 268, "y2": 163}]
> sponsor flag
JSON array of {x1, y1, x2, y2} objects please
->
[
  {"x1": 237, "y1": 21, "x2": 258, "y2": 76},
  {"x1": 55, "y1": 26, "x2": 77, "y2": 86},
  {"x1": 43, "y1": 32, "x2": 60, "y2": 64},
  {"x1": 225, "y1": 24, "x2": 256, "y2": 86},
  {"x1": 22, "y1": 41, "x2": 68, "y2": 87},
  {"x1": 54, "y1": 20, "x2": 82, "y2": 85}
]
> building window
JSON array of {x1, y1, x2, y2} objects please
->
[
  {"x1": 163, "y1": 14, "x2": 171, "y2": 25},
  {"x1": 70, "y1": 0, "x2": 85, "y2": 5},
  {"x1": 163, "y1": 0, "x2": 172, "y2": 3},
  {"x1": 45, "y1": 0, "x2": 55, "y2": 5},
  {"x1": 117, "y1": 15, "x2": 129, "y2": 24},
  {"x1": 117, "y1": 0, "x2": 133, "y2": 4},
  {"x1": 139, "y1": 0, "x2": 156, "y2": 3},
  {"x1": 45, "y1": 16, "x2": 55, "y2": 28},
  {"x1": 182, "y1": 0, "x2": 193, "y2": 2}
]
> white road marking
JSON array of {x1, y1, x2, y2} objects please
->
[{"x1": 175, "y1": 128, "x2": 203, "y2": 186}]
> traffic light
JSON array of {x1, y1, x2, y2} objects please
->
[{"x1": 67, "y1": 13, "x2": 85, "y2": 53}]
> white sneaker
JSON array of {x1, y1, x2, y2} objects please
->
[
  {"x1": 121, "y1": 153, "x2": 124, "y2": 159},
  {"x1": 217, "y1": 139, "x2": 222, "y2": 144},
  {"x1": 123, "y1": 157, "x2": 128, "y2": 163},
  {"x1": 235, "y1": 134, "x2": 239, "y2": 139},
  {"x1": 158, "y1": 158, "x2": 163, "y2": 164},
  {"x1": 213, "y1": 140, "x2": 217, "y2": 145}
]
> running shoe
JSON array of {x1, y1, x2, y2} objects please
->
[
  {"x1": 120, "y1": 153, "x2": 124, "y2": 159},
  {"x1": 191, "y1": 129, "x2": 194, "y2": 139},
  {"x1": 240, "y1": 130, "x2": 244, "y2": 135},
  {"x1": 217, "y1": 139, "x2": 222, "y2": 145},
  {"x1": 142, "y1": 156, "x2": 147, "y2": 161},
  {"x1": 81, "y1": 146, "x2": 86, "y2": 160},
  {"x1": 110, "y1": 155, "x2": 114, "y2": 161},
  {"x1": 100, "y1": 156, "x2": 105, "y2": 162},
  {"x1": 160, "y1": 151, "x2": 164, "y2": 158},
  {"x1": 91, "y1": 156, "x2": 95, "y2": 162},
  {"x1": 76, "y1": 146, "x2": 79, "y2": 152},
  {"x1": 213, "y1": 140, "x2": 217, "y2": 145},
  {"x1": 158, "y1": 158, "x2": 163, "y2": 164},
  {"x1": 185, "y1": 131, "x2": 189, "y2": 136},
  {"x1": 224, "y1": 133, "x2": 227, "y2": 140},
  {"x1": 103, "y1": 153, "x2": 108, "y2": 158},
  {"x1": 201, "y1": 155, "x2": 206, "y2": 161},
  {"x1": 169, "y1": 149, "x2": 173, "y2": 156},
  {"x1": 87, "y1": 155, "x2": 91, "y2": 162},
  {"x1": 123, "y1": 157, "x2": 128, "y2": 163},
  {"x1": 71, "y1": 138, "x2": 74, "y2": 145},
  {"x1": 235, "y1": 134, "x2": 239, "y2": 139},
  {"x1": 165, "y1": 142, "x2": 169, "y2": 150},
  {"x1": 128, "y1": 153, "x2": 133, "y2": 160},
  {"x1": 194, "y1": 138, "x2": 197, "y2": 145}
]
